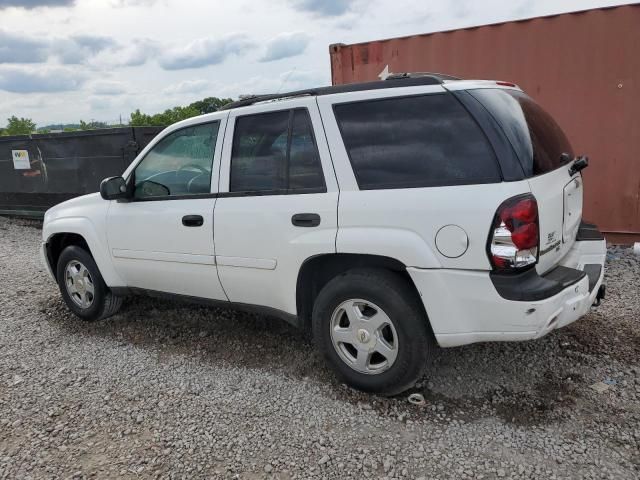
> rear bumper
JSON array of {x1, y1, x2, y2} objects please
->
[{"x1": 408, "y1": 230, "x2": 606, "y2": 348}]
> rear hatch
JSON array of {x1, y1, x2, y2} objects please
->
[
  {"x1": 529, "y1": 167, "x2": 583, "y2": 273},
  {"x1": 469, "y1": 88, "x2": 584, "y2": 273}
]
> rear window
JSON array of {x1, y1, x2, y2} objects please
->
[
  {"x1": 333, "y1": 93, "x2": 501, "y2": 190},
  {"x1": 469, "y1": 89, "x2": 574, "y2": 177}
]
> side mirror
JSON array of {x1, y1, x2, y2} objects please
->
[
  {"x1": 100, "y1": 176, "x2": 128, "y2": 200},
  {"x1": 136, "y1": 180, "x2": 170, "y2": 198}
]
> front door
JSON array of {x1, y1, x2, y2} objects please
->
[
  {"x1": 106, "y1": 117, "x2": 228, "y2": 300},
  {"x1": 213, "y1": 99, "x2": 339, "y2": 315}
]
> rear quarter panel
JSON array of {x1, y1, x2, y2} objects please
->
[
  {"x1": 336, "y1": 183, "x2": 531, "y2": 269},
  {"x1": 317, "y1": 87, "x2": 532, "y2": 269}
]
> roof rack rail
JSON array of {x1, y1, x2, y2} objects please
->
[
  {"x1": 385, "y1": 72, "x2": 461, "y2": 81},
  {"x1": 220, "y1": 73, "x2": 460, "y2": 110}
]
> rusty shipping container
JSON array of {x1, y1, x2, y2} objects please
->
[{"x1": 330, "y1": 4, "x2": 640, "y2": 243}]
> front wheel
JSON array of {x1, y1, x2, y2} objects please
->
[
  {"x1": 312, "y1": 269, "x2": 435, "y2": 396},
  {"x1": 56, "y1": 246, "x2": 122, "y2": 321}
]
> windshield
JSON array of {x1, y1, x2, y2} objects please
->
[{"x1": 469, "y1": 88, "x2": 574, "y2": 177}]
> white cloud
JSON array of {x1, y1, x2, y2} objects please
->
[
  {"x1": 163, "y1": 79, "x2": 210, "y2": 95},
  {"x1": 216, "y1": 69, "x2": 326, "y2": 98},
  {"x1": 91, "y1": 38, "x2": 159, "y2": 68},
  {"x1": 0, "y1": 65, "x2": 86, "y2": 93},
  {"x1": 260, "y1": 32, "x2": 311, "y2": 62},
  {"x1": 282, "y1": 69, "x2": 327, "y2": 88},
  {"x1": 0, "y1": 0, "x2": 75, "y2": 8},
  {"x1": 289, "y1": 0, "x2": 356, "y2": 16},
  {"x1": 50, "y1": 34, "x2": 116, "y2": 64},
  {"x1": 89, "y1": 95, "x2": 112, "y2": 110},
  {"x1": 118, "y1": 39, "x2": 159, "y2": 67},
  {"x1": 159, "y1": 33, "x2": 254, "y2": 70},
  {"x1": 92, "y1": 80, "x2": 127, "y2": 95},
  {"x1": 110, "y1": 0, "x2": 162, "y2": 6},
  {"x1": 0, "y1": 29, "x2": 116, "y2": 65},
  {"x1": 0, "y1": 30, "x2": 49, "y2": 63}
]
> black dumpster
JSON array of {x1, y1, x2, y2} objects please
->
[{"x1": 0, "y1": 127, "x2": 164, "y2": 217}]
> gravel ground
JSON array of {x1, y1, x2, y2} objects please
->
[{"x1": 0, "y1": 215, "x2": 638, "y2": 479}]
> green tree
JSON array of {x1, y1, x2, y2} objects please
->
[
  {"x1": 188, "y1": 97, "x2": 233, "y2": 114},
  {"x1": 129, "y1": 96, "x2": 233, "y2": 126},
  {"x1": 79, "y1": 120, "x2": 109, "y2": 130},
  {"x1": 3, "y1": 116, "x2": 36, "y2": 136},
  {"x1": 129, "y1": 109, "x2": 154, "y2": 127},
  {"x1": 130, "y1": 105, "x2": 199, "y2": 126}
]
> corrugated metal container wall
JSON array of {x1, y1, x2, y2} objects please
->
[
  {"x1": 0, "y1": 127, "x2": 163, "y2": 217},
  {"x1": 330, "y1": 5, "x2": 640, "y2": 243}
]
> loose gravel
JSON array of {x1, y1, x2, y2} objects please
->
[{"x1": 0, "y1": 216, "x2": 638, "y2": 479}]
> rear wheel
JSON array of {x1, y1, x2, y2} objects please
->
[
  {"x1": 312, "y1": 269, "x2": 435, "y2": 396},
  {"x1": 56, "y1": 246, "x2": 122, "y2": 321}
]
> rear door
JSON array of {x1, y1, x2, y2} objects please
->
[
  {"x1": 213, "y1": 98, "x2": 338, "y2": 315},
  {"x1": 468, "y1": 88, "x2": 583, "y2": 273}
]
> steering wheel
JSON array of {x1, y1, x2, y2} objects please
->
[
  {"x1": 177, "y1": 164, "x2": 209, "y2": 176},
  {"x1": 176, "y1": 164, "x2": 210, "y2": 194}
]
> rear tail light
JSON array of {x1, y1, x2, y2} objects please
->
[{"x1": 489, "y1": 194, "x2": 539, "y2": 271}]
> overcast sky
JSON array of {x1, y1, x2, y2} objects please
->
[{"x1": 0, "y1": 0, "x2": 634, "y2": 126}]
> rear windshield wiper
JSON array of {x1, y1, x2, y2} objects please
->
[{"x1": 566, "y1": 154, "x2": 589, "y2": 176}]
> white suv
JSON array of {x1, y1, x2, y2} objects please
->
[{"x1": 41, "y1": 75, "x2": 607, "y2": 395}]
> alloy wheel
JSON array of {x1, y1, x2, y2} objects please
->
[
  {"x1": 64, "y1": 260, "x2": 95, "y2": 309},
  {"x1": 329, "y1": 298, "x2": 399, "y2": 375}
]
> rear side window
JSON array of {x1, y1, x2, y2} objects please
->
[
  {"x1": 333, "y1": 93, "x2": 501, "y2": 190},
  {"x1": 289, "y1": 110, "x2": 325, "y2": 190},
  {"x1": 469, "y1": 89, "x2": 574, "y2": 176},
  {"x1": 230, "y1": 108, "x2": 325, "y2": 193}
]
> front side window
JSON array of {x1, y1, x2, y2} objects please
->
[
  {"x1": 334, "y1": 93, "x2": 501, "y2": 190},
  {"x1": 133, "y1": 122, "x2": 219, "y2": 199},
  {"x1": 229, "y1": 108, "x2": 325, "y2": 193}
]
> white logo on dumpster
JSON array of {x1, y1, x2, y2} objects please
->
[{"x1": 12, "y1": 150, "x2": 30, "y2": 170}]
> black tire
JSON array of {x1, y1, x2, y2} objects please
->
[
  {"x1": 56, "y1": 245, "x2": 123, "y2": 321},
  {"x1": 312, "y1": 269, "x2": 435, "y2": 396}
]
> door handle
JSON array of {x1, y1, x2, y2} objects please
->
[
  {"x1": 292, "y1": 213, "x2": 321, "y2": 227},
  {"x1": 182, "y1": 215, "x2": 204, "y2": 227}
]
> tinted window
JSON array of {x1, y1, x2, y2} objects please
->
[
  {"x1": 230, "y1": 109, "x2": 325, "y2": 193},
  {"x1": 133, "y1": 122, "x2": 219, "y2": 199},
  {"x1": 230, "y1": 111, "x2": 289, "y2": 192},
  {"x1": 289, "y1": 110, "x2": 325, "y2": 190},
  {"x1": 469, "y1": 89, "x2": 573, "y2": 176},
  {"x1": 334, "y1": 93, "x2": 500, "y2": 190}
]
